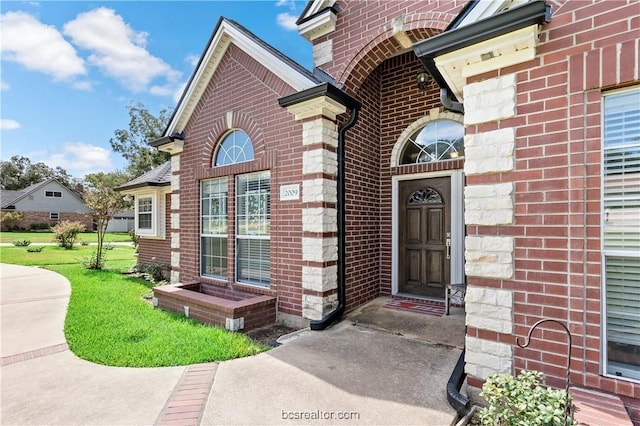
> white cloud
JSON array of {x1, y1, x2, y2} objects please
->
[
  {"x1": 63, "y1": 7, "x2": 181, "y2": 93},
  {"x1": 0, "y1": 11, "x2": 86, "y2": 81},
  {"x1": 45, "y1": 142, "x2": 114, "y2": 174},
  {"x1": 277, "y1": 12, "x2": 298, "y2": 31},
  {"x1": 185, "y1": 54, "x2": 200, "y2": 68},
  {"x1": 72, "y1": 81, "x2": 93, "y2": 91},
  {"x1": 0, "y1": 119, "x2": 21, "y2": 130},
  {"x1": 276, "y1": 0, "x2": 296, "y2": 8},
  {"x1": 0, "y1": 80, "x2": 8, "y2": 91}
]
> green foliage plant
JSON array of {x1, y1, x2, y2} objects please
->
[
  {"x1": 478, "y1": 370, "x2": 574, "y2": 426},
  {"x1": 27, "y1": 246, "x2": 44, "y2": 252},
  {"x1": 13, "y1": 239, "x2": 31, "y2": 247},
  {"x1": 2, "y1": 211, "x2": 24, "y2": 231},
  {"x1": 51, "y1": 220, "x2": 86, "y2": 249}
]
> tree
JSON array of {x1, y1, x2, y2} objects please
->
[
  {"x1": 1, "y1": 211, "x2": 23, "y2": 231},
  {"x1": 0, "y1": 156, "x2": 75, "y2": 190},
  {"x1": 52, "y1": 221, "x2": 86, "y2": 249},
  {"x1": 110, "y1": 101, "x2": 171, "y2": 178},
  {"x1": 83, "y1": 172, "x2": 130, "y2": 269}
]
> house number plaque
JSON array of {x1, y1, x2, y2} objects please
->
[{"x1": 280, "y1": 184, "x2": 300, "y2": 201}]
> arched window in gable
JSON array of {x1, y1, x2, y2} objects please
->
[
  {"x1": 400, "y1": 120, "x2": 464, "y2": 165},
  {"x1": 214, "y1": 130, "x2": 255, "y2": 166}
]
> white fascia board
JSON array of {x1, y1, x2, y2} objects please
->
[
  {"x1": 298, "y1": 8, "x2": 337, "y2": 41},
  {"x1": 303, "y1": 0, "x2": 336, "y2": 20},
  {"x1": 434, "y1": 24, "x2": 540, "y2": 102},
  {"x1": 166, "y1": 20, "x2": 317, "y2": 136}
]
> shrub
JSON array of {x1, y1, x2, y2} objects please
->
[
  {"x1": 129, "y1": 229, "x2": 139, "y2": 248},
  {"x1": 13, "y1": 239, "x2": 31, "y2": 247},
  {"x1": 1, "y1": 211, "x2": 23, "y2": 231},
  {"x1": 51, "y1": 221, "x2": 86, "y2": 249},
  {"x1": 27, "y1": 246, "x2": 44, "y2": 252},
  {"x1": 134, "y1": 262, "x2": 169, "y2": 285},
  {"x1": 30, "y1": 222, "x2": 50, "y2": 231},
  {"x1": 80, "y1": 240, "x2": 89, "y2": 246},
  {"x1": 478, "y1": 370, "x2": 574, "y2": 426}
]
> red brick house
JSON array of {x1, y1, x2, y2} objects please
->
[{"x1": 120, "y1": 0, "x2": 639, "y2": 420}]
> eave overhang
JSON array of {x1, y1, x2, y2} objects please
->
[
  {"x1": 298, "y1": 7, "x2": 338, "y2": 42},
  {"x1": 278, "y1": 82, "x2": 360, "y2": 117},
  {"x1": 117, "y1": 181, "x2": 171, "y2": 192},
  {"x1": 413, "y1": 0, "x2": 551, "y2": 102},
  {"x1": 164, "y1": 17, "x2": 319, "y2": 138},
  {"x1": 150, "y1": 131, "x2": 185, "y2": 154}
]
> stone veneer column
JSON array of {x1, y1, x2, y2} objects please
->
[
  {"x1": 169, "y1": 154, "x2": 181, "y2": 283},
  {"x1": 285, "y1": 97, "x2": 346, "y2": 320},
  {"x1": 463, "y1": 73, "x2": 517, "y2": 379}
]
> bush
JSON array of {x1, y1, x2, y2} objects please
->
[
  {"x1": 27, "y1": 246, "x2": 44, "y2": 252},
  {"x1": 129, "y1": 229, "x2": 139, "y2": 248},
  {"x1": 1, "y1": 211, "x2": 23, "y2": 231},
  {"x1": 51, "y1": 221, "x2": 86, "y2": 249},
  {"x1": 13, "y1": 239, "x2": 31, "y2": 247},
  {"x1": 134, "y1": 262, "x2": 169, "y2": 285},
  {"x1": 478, "y1": 370, "x2": 574, "y2": 426},
  {"x1": 29, "y1": 222, "x2": 50, "y2": 231}
]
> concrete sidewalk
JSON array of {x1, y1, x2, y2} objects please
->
[{"x1": 1, "y1": 263, "x2": 460, "y2": 425}]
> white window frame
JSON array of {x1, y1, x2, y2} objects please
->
[
  {"x1": 130, "y1": 189, "x2": 167, "y2": 239},
  {"x1": 601, "y1": 86, "x2": 640, "y2": 383},
  {"x1": 200, "y1": 178, "x2": 228, "y2": 280},
  {"x1": 49, "y1": 212, "x2": 59, "y2": 220},
  {"x1": 45, "y1": 190, "x2": 62, "y2": 198}
]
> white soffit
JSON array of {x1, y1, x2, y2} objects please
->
[
  {"x1": 298, "y1": 8, "x2": 337, "y2": 41},
  {"x1": 457, "y1": 0, "x2": 529, "y2": 28},
  {"x1": 434, "y1": 24, "x2": 540, "y2": 101},
  {"x1": 166, "y1": 19, "x2": 318, "y2": 136}
]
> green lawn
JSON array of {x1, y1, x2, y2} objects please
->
[
  {"x1": 0, "y1": 245, "x2": 267, "y2": 366},
  {"x1": 0, "y1": 231, "x2": 132, "y2": 244}
]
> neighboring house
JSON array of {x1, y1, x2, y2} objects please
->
[
  {"x1": 0, "y1": 179, "x2": 92, "y2": 230},
  {"x1": 120, "y1": 0, "x2": 639, "y2": 419}
]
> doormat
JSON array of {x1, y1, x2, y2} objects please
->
[{"x1": 383, "y1": 299, "x2": 445, "y2": 317}]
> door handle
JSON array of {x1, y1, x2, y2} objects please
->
[{"x1": 446, "y1": 232, "x2": 451, "y2": 260}]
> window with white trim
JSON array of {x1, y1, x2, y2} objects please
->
[
  {"x1": 137, "y1": 197, "x2": 153, "y2": 230},
  {"x1": 602, "y1": 88, "x2": 640, "y2": 382},
  {"x1": 214, "y1": 130, "x2": 255, "y2": 166},
  {"x1": 201, "y1": 178, "x2": 228, "y2": 279},
  {"x1": 45, "y1": 191, "x2": 62, "y2": 198},
  {"x1": 236, "y1": 171, "x2": 270, "y2": 287},
  {"x1": 50, "y1": 212, "x2": 59, "y2": 220},
  {"x1": 399, "y1": 120, "x2": 465, "y2": 164}
]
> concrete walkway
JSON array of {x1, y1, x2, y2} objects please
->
[{"x1": 1, "y1": 263, "x2": 460, "y2": 425}]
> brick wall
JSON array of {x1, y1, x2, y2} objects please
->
[
  {"x1": 175, "y1": 43, "x2": 306, "y2": 318},
  {"x1": 6, "y1": 211, "x2": 93, "y2": 231},
  {"x1": 137, "y1": 193, "x2": 171, "y2": 271},
  {"x1": 462, "y1": 0, "x2": 639, "y2": 401}
]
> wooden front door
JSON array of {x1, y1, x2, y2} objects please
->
[{"x1": 398, "y1": 177, "x2": 451, "y2": 298}]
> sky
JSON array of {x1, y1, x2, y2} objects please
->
[{"x1": 0, "y1": 0, "x2": 313, "y2": 179}]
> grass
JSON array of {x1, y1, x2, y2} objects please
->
[
  {"x1": 0, "y1": 231, "x2": 132, "y2": 244},
  {"x1": 0, "y1": 245, "x2": 268, "y2": 367}
]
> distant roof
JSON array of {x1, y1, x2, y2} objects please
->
[
  {"x1": 117, "y1": 162, "x2": 171, "y2": 191},
  {"x1": 1, "y1": 178, "x2": 85, "y2": 208},
  {"x1": 0, "y1": 190, "x2": 23, "y2": 208}
]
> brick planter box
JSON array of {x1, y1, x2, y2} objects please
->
[{"x1": 153, "y1": 282, "x2": 276, "y2": 331}]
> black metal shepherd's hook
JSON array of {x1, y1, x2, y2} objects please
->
[{"x1": 516, "y1": 319, "x2": 573, "y2": 426}]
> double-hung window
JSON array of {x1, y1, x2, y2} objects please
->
[
  {"x1": 201, "y1": 178, "x2": 228, "y2": 279},
  {"x1": 236, "y1": 171, "x2": 270, "y2": 287},
  {"x1": 137, "y1": 197, "x2": 153, "y2": 230},
  {"x1": 602, "y1": 88, "x2": 640, "y2": 382}
]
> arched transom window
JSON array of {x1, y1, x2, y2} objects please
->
[
  {"x1": 214, "y1": 130, "x2": 255, "y2": 166},
  {"x1": 400, "y1": 120, "x2": 464, "y2": 165}
]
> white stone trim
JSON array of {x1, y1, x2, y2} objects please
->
[
  {"x1": 170, "y1": 270, "x2": 180, "y2": 284},
  {"x1": 302, "y1": 293, "x2": 338, "y2": 321},
  {"x1": 302, "y1": 207, "x2": 337, "y2": 233},
  {"x1": 465, "y1": 235, "x2": 514, "y2": 279},
  {"x1": 171, "y1": 193, "x2": 180, "y2": 210},
  {"x1": 302, "y1": 149, "x2": 338, "y2": 176},
  {"x1": 171, "y1": 212, "x2": 180, "y2": 229},
  {"x1": 312, "y1": 39, "x2": 333, "y2": 67},
  {"x1": 463, "y1": 127, "x2": 515, "y2": 175},
  {"x1": 465, "y1": 336, "x2": 513, "y2": 379},
  {"x1": 302, "y1": 237, "x2": 338, "y2": 263},
  {"x1": 171, "y1": 155, "x2": 180, "y2": 172},
  {"x1": 464, "y1": 74, "x2": 517, "y2": 125},
  {"x1": 465, "y1": 286, "x2": 513, "y2": 333},
  {"x1": 171, "y1": 232, "x2": 180, "y2": 249},
  {"x1": 302, "y1": 119, "x2": 339, "y2": 147},
  {"x1": 171, "y1": 251, "x2": 180, "y2": 269},
  {"x1": 465, "y1": 182, "x2": 514, "y2": 225},
  {"x1": 302, "y1": 178, "x2": 337, "y2": 203},
  {"x1": 301, "y1": 265, "x2": 338, "y2": 292}
]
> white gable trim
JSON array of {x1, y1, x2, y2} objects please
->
[
  {"x1": 166, "y1": 19, "x2": 317, "y2": 136},
  {"x1": 456, "y1": 0, "x2": 529, "y2": 29},
  {"x1": 300, "y1": 0, "x2": 336, "y2": 22}
]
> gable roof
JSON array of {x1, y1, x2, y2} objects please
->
[
  {"x1": 117, "y1": 161, "x2": 171, "y2": 191},
  {"x1": 164, "y1": 17, "x2": 321, "y2": 138},
  {"x1": 0, "y1": 178, "x2": 85, "y2": 209},
  {"x1": 297, "y1": 0, "x2": 336, "y2": 25}
]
